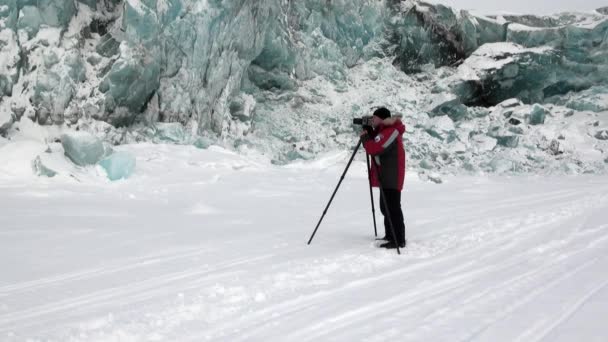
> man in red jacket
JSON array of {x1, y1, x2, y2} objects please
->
[{"x1": 361, "y1": 107, "x2": 406, "y2": 249}]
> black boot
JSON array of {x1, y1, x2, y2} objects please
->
[{"x1": 379, "y1": 241, "x2": 406, "y2": 249}]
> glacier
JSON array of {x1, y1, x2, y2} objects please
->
[{"x1": 0, "y1": 0, "x2": 607, "y2": 174}]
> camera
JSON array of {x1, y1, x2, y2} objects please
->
[
  {"x1": 353, "y1": 115, "x2": 373, "y2": 127},
  {"x1": 353, "y1": 115, "x2": 374, "y2": 135}
]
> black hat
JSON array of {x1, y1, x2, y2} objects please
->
[{"x1": 373, "y1": 107, "x2": 391, "y2": 119}]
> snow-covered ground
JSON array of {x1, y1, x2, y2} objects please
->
[{"x1": 1, "y1": 144, "x2": 608, "y2": 341}]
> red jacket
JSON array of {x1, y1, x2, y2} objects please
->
[{"x1": 363, "y1": 120, "x2": 406, "y2": 191}]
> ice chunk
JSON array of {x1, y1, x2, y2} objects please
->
[
  {"x1": 122, "y1": 0, "x2": 160, "y2": 42},
  {"x1": 32, "y1": 155, "x2": 57, "y2": 177},
  {"x1": 547, "y1": 86, "x2": 608, "y2": 113},
  {"x1": 504, "y1": 104, "x2": 547, "y2": 126},
  {"x1": 17, "y1": 6, "x2": 42, "y2": 39},
  {"x1": 36, "y1": 0, "x2": 76, "y2": 28},
  {"x1": 427, "y1": 173, "x2": 443, "y2": 184},
  {"x1": 452, "y1": 43, "x2": 559, "y2": 105},
  {"x1": 595, "y1": 130, "x2": 608, "y2": 140},
  {"x1": 0, "y1": 107, "x2": 13, "y2": 134},
  {"x1": 98, "y1": 152, "x2": 136, "y2": 181},
  {"x1": 469, "y1": 135, "x2": 496, "y2": 153},
  {"x1": 99, "y1": 44, "x2": 160, "y2": 116},
  {"x1": 418, "y1": 171, "x2": 443, "y2": 184},
  {"x1": 0, "y1": 29, "x2": 20, "y2": 99},
  {"x1": 496, "y1": 136, "x2": 519, "y2": 148},
  {"x1": 61, "y1": 131, "x2": 105, "y2": 166},
  {"x1": 508, "y1": 126, "x2": 525, "y2": 135},
  {"x1": 419, "y1": 159, "x2": 435, "y2": 170},
  {"x1": 546, "y1": 139, "x2": 564, "y2": 155},
  {"x1": 488, "y1": 126, "x2": 520, "y2": 148},
  {"x1": 155, "y1": 122, "x2": 185, "y2": 143},
  {"x1": 96, "y1": 35, "x2": 121, "y2": 58},
  {"x1": 77, "y1": 0, "x2": 97, "y2": 9},
  {"x1": 426, "y1": 93, "x2": 469, "y2": 121},
  {"x1": 498, "y1": 98, "x2": 524, "y2": 109},
  {"x1": 102, "y1": 142, "x2": 114, "y2": 158},
  {"x1": 489, "y1": 157, "x2": 514, "y2": 173},
  {"x1": 65, "y1": 50, "x2": 86, "y2": 83},
  {"x1": 391, "y1": 3, "x2": 505, "y2": 72},
  {"x1": 448, "y1": 140, "x2": 467, "y2": 154},
  {"x1": 568, "y1": 96, "x2": 608, "y2": 113},
  {"x1": 425, "y1": 116, "x2": 456, "y2": 141},
  {"x1": 193, "y1": 137, "x2": 212, "y2": 149},
  {"x1": 0, "y1": 0, "x2": 18, "y2": 30},
  {"x1": 43, "y1": 51, "x2": 60, "y2": 68},
  {"x1": 32, "y1": 72, "x2": 75, "y2": 125},
  {"x1": 528, "y1": 104, "x2": 547, "y2": 125}
]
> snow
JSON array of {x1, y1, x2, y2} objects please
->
[
  {"x1": 427, "y1": 0, "x2": 607, "y2": 16},
  {"x1": 20, "y1": 26, "x2": 62, "y2": 50},
  {"x1": 508, "y1": 23, "x2": 546, "y2": 31},
  {"x1": 66, "y1": 3, "x2": 93, "y2": 38},
  {"x1": 1, "y1": 143, "x2": 608, "y2": 341}
]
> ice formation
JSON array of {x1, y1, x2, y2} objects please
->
[
  {"x1": 0, "y1": 0, "x2": 606, "y2": 174},
  {"x1": 31, "y1": 155, "x2": 57, "y2": 177},
  {"x1": 61, "y1": 131, "x2": 105, "y2": 166}
]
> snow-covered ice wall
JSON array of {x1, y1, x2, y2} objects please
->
[{"x1": 1, "y1": 0, "x2": 607, "y2": 172}]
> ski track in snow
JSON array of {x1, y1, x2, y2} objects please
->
[{"x1": 1, "y1": 146, "x2": 608, "y2": 341}]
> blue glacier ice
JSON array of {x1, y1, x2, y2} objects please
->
[
  {"x1": 3, "y1": 1, "x2": 606, "y2": 127},
  {"x1": 528, "y1": 104, "x2": 547, "y2": 125},
  {"x1": 98, "y1": 151, "x2": 136, "y2": 180},
  {"x1": 193, "y1": 136, "x2": 212, "y2": 150},
  {"x1": 0, "y1": 0, "x2": 607, "y2": 174},
  {"x1": 154, "y1": 122, "x2": 185, "y2": 143},
  {"x1": 546, "y1": 86, "x2": 608, "y2": 112},
  {"x1": 61, "y1": 131, "x2": 105, "y2": 166}
]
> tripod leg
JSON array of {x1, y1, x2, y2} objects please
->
[
  {"x1": 307, "y1": 140, "x2": 362, "y2": 245},
  {"x1": 366, "y1": 154, "x2": 378, "y2": 237}
]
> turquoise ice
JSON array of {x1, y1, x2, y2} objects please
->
[
  {"x1": 98, "y1": 151, "x2": 136, "y2": 181},
  {"x1": 61, "y1": 132, "x2": 105, "y2": 166}
]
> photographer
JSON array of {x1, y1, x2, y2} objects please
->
[{"x1": 360, "y1": 107, "x2": 406, "y2": 249}]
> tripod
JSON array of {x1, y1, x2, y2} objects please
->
[{"x1": 307, "y1": 139, "x2": 402, "y2": 255}]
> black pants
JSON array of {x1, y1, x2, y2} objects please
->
[{"x1": 379, "y1": 189, "x2": 405, "y2": 245}]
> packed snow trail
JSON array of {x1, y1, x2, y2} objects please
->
[{"x1": 1, "y1": 144, "x2": 607, "y2": 341}]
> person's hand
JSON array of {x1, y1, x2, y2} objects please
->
[{"x1": 360, "y1": 130, "x2": 368, "y2": 137}]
